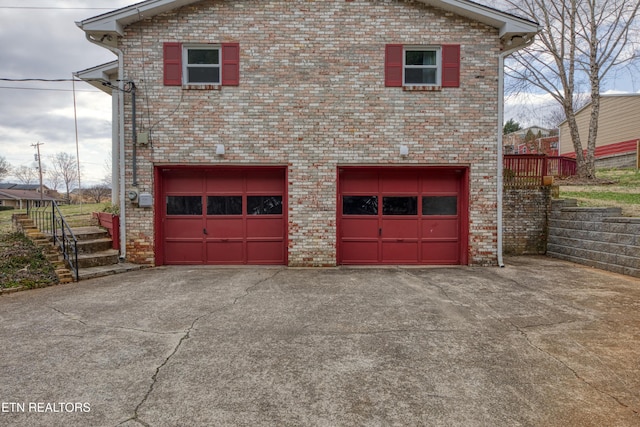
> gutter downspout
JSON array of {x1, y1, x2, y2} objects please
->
[
  {"x1": 497, "y1": 37, "x2": 535, "y2": 268},
  {"x1": 83, "y1": 33, "x2": 127, "y2": 260}
]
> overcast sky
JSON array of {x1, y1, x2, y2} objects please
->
[
  {"x1": 0, "y1": 0, "x2": 132, "y2": 187},
  {"x1": 1, "y1": 0, "x2": 638, "y2": 188}
]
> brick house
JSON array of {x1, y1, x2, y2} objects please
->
[{"x1": 76, "y1": 0, "x2": 538, "y2": 267}]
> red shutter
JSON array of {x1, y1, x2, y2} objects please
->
[
  {"x1": 441, "y1": 44, "x2": 460, "y2": 88},
  {"x1": 221, "y1": 43, "x2": 240, "y2": 86},
  {"x1": 385, "y1": 44, "x2": 403, "y2": 87},
  {"x1": 163, "y1": 42, "x2": 182, "y2": 86}
]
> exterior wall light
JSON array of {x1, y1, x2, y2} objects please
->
[
  {"x1": 399, "y1": 145, "x2": 409, "y2": 157},
  {"x1": 216, "y1": 144, "x2": 225, "y2": 156}
]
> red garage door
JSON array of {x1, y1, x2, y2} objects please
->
[
  {"x1": 338, "y1": 167, "x2": 468, "y2": 265},
  {"x1": 158, "y1": 167, "x2": 286, "y2": 265}
]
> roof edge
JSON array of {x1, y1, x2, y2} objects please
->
[
  {"x1": 74, "y1": 61, "x2": 119, "y2": 94},
  {"x1": 77, "y1": 0, "x2": 539, "y2": 46}
]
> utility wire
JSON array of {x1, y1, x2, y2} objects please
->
[
  {"x1": 0, "y1": 85, "x2": 100, "y2": 92},
  {"x1": 0, "y1": 78, "x2": 89, "y2": 82},
  {"x1": 0, "y1": 7, "x2": 114, "y2": 10},
  {"x1": 0, "y1": 78, "x2": 128, "y2": 83}
]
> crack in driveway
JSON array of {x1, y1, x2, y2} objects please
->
[
  {"x1": 117, "y1": 270, "x2": 283, "y2": 426},
  {"x1": 233, "y1": 269, "x2": 282, "y2": 305},
  {"x1": 507, "y1": 318, "x2": 640, "y2": 417},
  {"x1": 118, "y1": 315, "x2": 201, "y2": 427},
  {"x1": 50, "y1": 306, "x2": 89, "y2": 326},
  {"x1": 49, "y1": 306, "x2": 184, "y2": 336}
]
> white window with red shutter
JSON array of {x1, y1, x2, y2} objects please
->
[
  {"x1": 385, "y1": 44, "x2": 460, "y2": 89},
  {"x1": 163, "y1": 42, "x2": 240, "y2": 87}
]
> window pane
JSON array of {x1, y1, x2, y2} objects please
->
[
  {"x1": 405, "y1": 50, "x2": 436, "y2": 66},
  {"x1": 383, "y1": 197, "x2": 417, "y2": 215},
  {"x1": 207, "y1": 196, "x2": 242, "y2": 215},
  {"x1": 247, "y1": 196, "x2": 283, "y2": 215},
  {"x1": 342, "y1": 196, "x2": 378, "y2": 215},
  {"x1": 167, "y1": 196, "x2": 202, "y2": 215},
  {"x1": 188, "y1": 67, "x2": 220, "y2": 83},
  {"x1": 405, "y1": 68, "x2": 437, "y2": 85},
  {"x1": 188, "y1": 49, "x2": 219, "y2": 65},
  {"x1": 423, "y1": 196, "x2": 457, "y2": 216}
]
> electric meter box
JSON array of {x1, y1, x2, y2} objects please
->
[{"x1": 138, "y1": 193, "x2": 153, "y2": 207}]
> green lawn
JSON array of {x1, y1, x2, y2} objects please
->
[
  {"x1": 0, "y1": 202, "x2": 108, "y2": 234},
  {"x1": 559, "y1": 168, "x2": 640, "y2": 217}
]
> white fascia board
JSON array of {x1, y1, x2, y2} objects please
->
[
  {"x1": 419, "y1": 0, "x2": 539, "y2": 39},
  {"x1": 77, "y1": 0, "x2": 539, "y2": 50},
  {"x1": 77, "y1": 0, "x2": 201, "y2": 36},
  {"x1": 74, "y1": 61, "x2": 119, "y2": 94}
]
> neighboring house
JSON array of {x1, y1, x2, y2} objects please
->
[
  {"x1": 0, "y1": 183, "x2": 62, "y2": 209},
  {"x1": 503, "y1": 126, "x2": 557, "y2": 155},
  {"x1": 559, "y1": 94, "x2": 640, "y2": 169},
  {"x1": 510, "y1": 136, "x2": 559, "y2": 156},
  {"x1": 75, "y1": 0, "x2": 538, "y2": 267},
  {"x1": 0, "y1": 183, "x2": 53, "y2": 194},
  {"x1": 0, "y1": 189, "x2": 58, "y2": 210}
]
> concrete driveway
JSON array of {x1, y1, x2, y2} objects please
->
[{"x1": 1, "y1": 256, "x2": 639, "y2": 426}]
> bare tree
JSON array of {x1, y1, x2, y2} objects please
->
[
  {"x1": 0, "y1": 156, "x2": 10, "y2": 182},
  {"x1": 541, "y1": 93, "x2": 590, "y2": 129},
  {"x1": 503, "y1": 0, "x2": 640, "y2": 179},
  {"x1": 49, "y1": 152, "x2": 79, "y2": 201},
  {"x1": 45, "y1": 168, "x2": 62, "y2": 191},
  {"x1": 102, "y1": 151, "x2": 112, "y2": 188},
  {"x1": 14, "y1": 165, "x2": 39, "y2": 185},
  {"x1": 84, "y1": 184, "x2": 111, "y2": 203}
]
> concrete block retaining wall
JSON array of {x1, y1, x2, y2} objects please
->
[
  {"x1": 547, "y1": 199, "x2": 640, "y2": 278},
  {"x1": 596, "y1": 153, "x2": 637, "y2": 169}
]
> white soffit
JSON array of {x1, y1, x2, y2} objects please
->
[{"x1": 74, "y1": 61, "x2": 119, "y2": 94}]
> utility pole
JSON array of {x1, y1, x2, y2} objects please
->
[
  {"x1": 31, "y1": 142, "x2": 44, "y2": 203},
  {"x1": 72, "y1": 75, "x2": 82, "y2": 212}
]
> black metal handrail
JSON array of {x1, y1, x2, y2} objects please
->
[{"x1": 27, "y1": 201, "x2": 79, "y2": 281}]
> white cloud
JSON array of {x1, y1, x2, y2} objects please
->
[{"x1": 0, "y1": 1, "x2": 131, "y2": 187}]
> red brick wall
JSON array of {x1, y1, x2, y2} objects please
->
[{"x1": 118, "y1": 0, "x2": 501, "y2": 266}]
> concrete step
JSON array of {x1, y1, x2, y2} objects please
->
[
  {"x1": 33, "y1": 238, "x2": 52, "y2": 247},
  {"x1": 71, "y1": 226, "x2": 110, "y2": 241},
  {"x1": 78, "y1": 262, "x2": 144, "y2": 281},
  {"x1": 76, "y1": 249, "x2": 120, "y2": 269},
  {"x1": 75, "y1": 238, "x2": 114, "y2": 254},
  {"x1": 55, "y1": 268, "x2": 75, "y2": 284},
  {"x1": 45, "y1": 252, "x2": 62, "y2": 262}
]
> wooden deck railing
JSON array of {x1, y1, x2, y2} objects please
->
[{"x1": 504, "y1": 155, "x2": 576, "y2": 187}]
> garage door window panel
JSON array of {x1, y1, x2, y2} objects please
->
[
  {"x1": 207, "y1": 196, "x2": 242, "y2": 215},
  {"x1": 382, "y1": 196, "x2": 417, "y2": 215},
  {"x1": 167, "y1": 196, "x2": 202, "y2": 215},
  {"x1": 423, "y1": 196, "x2": 458, "y2": 216},
  {"x1": 343, "y1": 196, "x2": 378, "y2": 215},
  {"x1": 247, "y1": 196, "x2": 283, "y2": 215}
]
